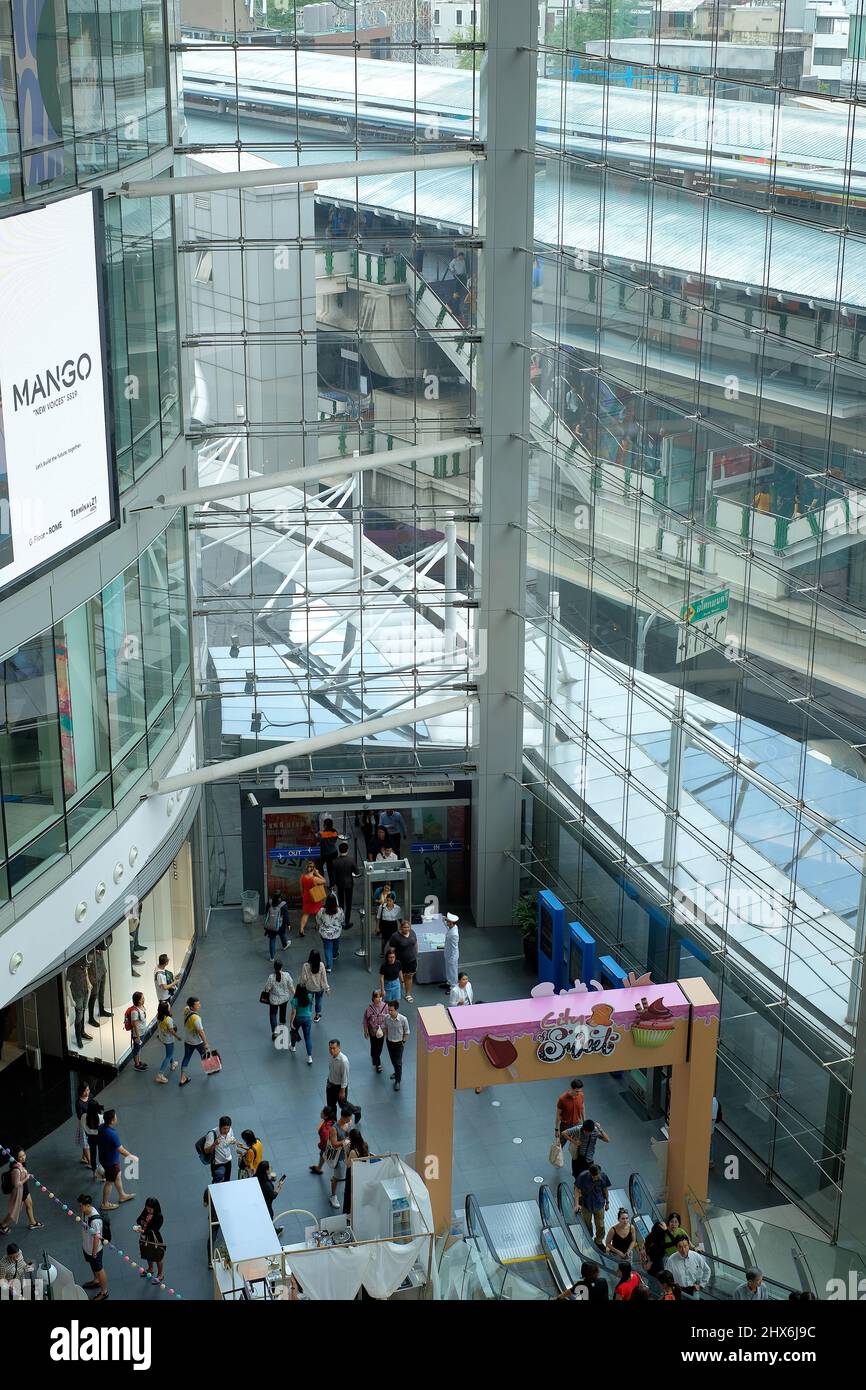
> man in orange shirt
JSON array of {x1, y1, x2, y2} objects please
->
[{"x1": 556, "y1": 1078, "x2": 585, "y2": 1147}]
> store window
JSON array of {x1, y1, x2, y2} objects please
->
[
  {"x1": 63, "y1": 842, "x2": 195, "y2": 1066},
  {"x1": 0, "y1": 631, "x2": 66, "y2": 889},
  {"x1": 54, "y1": 598, "x2": 112, "y2": 846}
]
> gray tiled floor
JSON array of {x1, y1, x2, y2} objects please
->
[{"x1": 15, "y1": 908, "x2": 779, "y2": 1300}]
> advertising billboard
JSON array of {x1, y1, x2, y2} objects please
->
[{"x1": 0, "y1": 189, "x2": 116, "y2": 597}]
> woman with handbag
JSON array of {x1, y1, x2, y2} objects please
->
[
  {"x1": 316, "y1": 897, "x2": 344, "y2": 973},
  {"x1": 362, "y1": 990, "x2": 389, "y2": 1074},
  {"x1": 299, "y1": 860, "x2": 326, "y2": 939},
  {"x1": 299, "y1": 950, "x2": 329, "y2": 1021},
  {"x1": 133, "y1": 1197, "x2": 166, "y2": 1282},
  {"x1": 262, "y1": 960, "x2": 294, "y2": 1040}
]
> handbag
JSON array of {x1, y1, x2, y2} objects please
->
[
  {"x1": 548, "y1": 1139, "x2": 565, "y2": 1169},
  {"x1": 259, "y1": 990, "x2": 270, "y2": 1005},
  {"x1": 289, "y1": 1023, "x2": 301, "y2": 1045},
  {"x1": 310, "y1": 881, "x2": 327, "y2": 905},
  {"x1": 201, "y1": 1049, "x2": 222, "y2": 1075}
]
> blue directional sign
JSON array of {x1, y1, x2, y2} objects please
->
[{"x1": 410, "y1": 840, "x2": 464, "y2": 853}]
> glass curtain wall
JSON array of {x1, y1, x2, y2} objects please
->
[
  {"x1": 524, "y1": 2, "x2": 866, "y2": 1237},
  {"x1": 0, "y1": 514, "x2": 192, "y2": 901},
  {"x1": 176, "y1": 4, "x2": 483, "y2": 778}
]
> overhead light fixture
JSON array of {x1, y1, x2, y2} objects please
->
[{"x1": 246, "y1": 792, "x2": 259, "y2": 807}]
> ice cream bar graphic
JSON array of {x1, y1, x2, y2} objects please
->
[{"x1": 482, "y1": 1034, "x2": 519, "y2": 1078}]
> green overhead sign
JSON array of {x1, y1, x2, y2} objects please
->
[{"x1": 680, "y1": 589, "x2": 730, "y2": 625}]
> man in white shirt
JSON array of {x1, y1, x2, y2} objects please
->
[
  {"x1": 154, "y1": 954, "x2": 173, "y2": 1003},
  {"x1": 441, "y1": 911, "x2": 460, "y2": 992},
  {"x1": 449, "y1": 971, "x2": 474, "y2": 1007},
  {"x1": 384, "y1": 1001, "x2": 410, "y2": 1091},
  {"x1": 665, "y1": 1236, "x2": 711, "y2": 1297},
  {"x1": 205, "y1": 1116, "x2": 241, "y2": 1183},
  {"x1": 78, "y1": 1194, "x2": 108, "y2": 1300}
]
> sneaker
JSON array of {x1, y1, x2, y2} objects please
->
[
  {"x1": 314, "y1": 1015, "x2": 322, "y2": 1023},
  {"x1": 155, "y1": 1074, "x2": 168, "y2": 1084},
  {"x1": 290, "y1": 1045, "x2": 296, "y2": 1054},
  {"x1": 394, "y1": 1081, "x2": 401, "y2": 1091},
  {"x1": 170, "y1": 1060, "x2": 178, "y2": 1072},
  {"x1": 329, "y1": 1196, "x2": 340, "y2": 1209},
  {"x1": 376, "y1": 1066, "x2": 382, "y2": 1074},
  {"x1": 134, "y1": 1063, "x2": 148, "y2": 1071},
  {"x1": 307, "y1": 1055, "x2": 313, "y2": 1065}
]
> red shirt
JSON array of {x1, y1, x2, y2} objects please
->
[
  {"x1": 557, "y1": 1089, "x2": 585, "y2": 1128},
  {"x1": 615, "y1": 1273, "x2": 642, "y2": 1301}
]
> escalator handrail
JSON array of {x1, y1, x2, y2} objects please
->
[{"x1": 464, "y1": 1192, "x2": 507, "y2": 1270}]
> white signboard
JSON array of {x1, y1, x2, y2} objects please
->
[{"x1": 0, "y1": 190, "x2": 116, "y2": 595}]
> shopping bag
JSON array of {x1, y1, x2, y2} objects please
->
[
  {"x1": 310, "y1": 882, "x2": 327, "y2": 905},
  {"x1": 548, "y1": 1139, "x2": 565, "y2": 1169},
  {"x1": 201, "y1": 1049, "x2": 222, "y2": 1076}
]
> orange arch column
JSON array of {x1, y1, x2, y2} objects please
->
[
  {"x1": 415, "y1": 1005, "x2": 457, "y2": 1233},
  {"x1": 666, "y1": 977, "x2": 720, "y2": 1227}
]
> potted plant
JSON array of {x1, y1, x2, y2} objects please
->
[{"x1": 514, "y1": 895, "x2": 538, "y2": 971}]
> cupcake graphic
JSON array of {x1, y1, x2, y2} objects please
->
[{"x1": 631, "y1": 996, "x2": 675, "y2": 1049}]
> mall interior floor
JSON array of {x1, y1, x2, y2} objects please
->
[{"x1": 16, "y1": 908, "x2": 781, "y2": 1300}]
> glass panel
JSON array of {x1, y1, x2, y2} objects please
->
[
  {"x1": 0, "y1": 630, "x2": 63, "y2": 854},
  {"x1": 103, "y1": 563, "x2": 146, "y2": 764}
]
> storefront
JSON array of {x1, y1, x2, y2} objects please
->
[{"x1": 61, "y1": 842, "x2": 196, "y2": 1069}]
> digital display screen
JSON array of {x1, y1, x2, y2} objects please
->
[{"x1": 0, "y1": 190, "x2": 116, "y2": 596}]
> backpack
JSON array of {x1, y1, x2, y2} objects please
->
[
  {"x1": 0, "y1": 1166, "x2": 12, "y2": 1195},
  {"x1": 123, "y1": 1006, "x2": 137, "y2": 1032},
  {"x1": 86, "y1": 1210, "x2": 111, "y2": 1245},
  {"x1": 194, "y1": 1134, "x2": 212, "y2": 1167}
]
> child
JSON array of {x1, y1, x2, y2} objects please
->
[{"x1": 308, "y1": 1106, "x2": 336, "y2": 1175}]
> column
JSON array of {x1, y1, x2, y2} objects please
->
[
  {"x1": 471, "y1": 4, "x2": 538, "y2": 929},
  {"x1": 414, "y1": 1006, "x2": 457, "y2": 1233},
  {"x1": 667, "y1": 977, "x2": 719, "y2": 1227}
]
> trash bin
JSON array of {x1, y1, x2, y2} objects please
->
[{"x1": 242, "y1": 890, "x2": 260, "y2": 924}]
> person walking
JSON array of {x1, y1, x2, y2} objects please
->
[
  {"x1": 133, "y1": 1197, "x2": 166, "y2": 1283},
  {"x1": 289, "y1": 984, "x2": 314, "y2": 1063},
  {"x1": 255, "y1": 1160, "x2": 286, "y2": 1235},
  {"x1": 573, "y1": 1163, "x2": 611, "y2": 1246},
  {"x1": 75, "y1": 1081, "x2": 93, "y2": 1166},
  {"x1": 204, "y1": 1117, "x2": 241, "y2": 1184},
  {"x1": 374, "y1": 827, "x2": 397, "y2": 862},
  {"x1": 380, "y1": 947, "x2": 403, "y2": 1005},
  {"x1": 376, "y1": 890, "x2": 401, "y2": 956},
  {"x1": 378, "y1": 808, "x2": 407, "y2": 856},
  {"x1": 125, "y1": 991, "x2": 148, "y2": 1071},
  {"x1": 309, "y1": 1106, "x2": 336, "y2": 1175},
  {"x1": 362, "y1": 990, "x2": 389, "y2": 1073},
  {"x1": 331, "y1": 841, "x2": 358, "y2": 925},
  {"x1": 387, "y1": 920, "x2": 418, "y2": 1002},
  {"x1": 449, "y1": 971, "x2": 474, "y2": 1006},
  {"x1": 299, "y1": 950, "x2": 329, "y2": 1021},
  {"x1": 342, "y1": 1130, "x2": 368, "y2": 1216},
  {"x1": 0, "y1": 1149, "x2": 43, "y2": 1233},
  {"x1": 84, "y1": 1095, "x2": 104, "y2": 1179},
  {"x1": 564, "y1": 1117, "x2": 609, "y2": 1182},
  {"x1": 384, "y1": 1000, "x2": 410, "y2": 1091},
  {"x1": 664, "y1": 1235, "x2": 710, "y2": 1298},
  {"x1": 316, "y1": 895, "x2": 344, "y2": 972},
  {"x1": 318, "y1": 817, "x2": 340, "y2": 886},
  {"x1": 179, "y1": 997, "x2": 210, "y2": 1087},
  {"x1": 98, "y1": 1110, "x2": 137, "y2": 1210},
  {"x1": 154, "y1": 954, "x2": 174, "y2": 1005},
  {"x1": 155, "y1": 1001, "x2": 181, "y2": 1084},
  {"x1": 605, "y1": 1207, "x2": 638, "y2": 1261},
  {"x1": 360, "y1": 809, "x2": 379, "y2": 860},
  {"x1": 442, "y1": 912, "x2": 460, "y2": 993},
  {"x1": 264, "y1": 892, "x2": 289, "y2": 959},
  {"x1": 299, "y1": 859, "x2": 326, "y2": 939},
  {"x1": 264, "y1": 959, "x2": 294, "y2": 1040},
  {"x1": 325, "y1": 1038, "x2": 350, "y2": 1111},
  {"x1": 77, "y1": 1194, "x2": 108, "y2": 1301},
  {"x1": 555, "y1": 1079, "x2": 585, "y2": 1148}
]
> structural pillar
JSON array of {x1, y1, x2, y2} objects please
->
[
  {"x1": 667, "y1": 977, "x2": 720, "y2": 1228},
  {"x1": 472, "y1": 3, "x2": 538, "y2": 929},
  {"x1": 414, "y1": 1006, "x2": 457, "y2": 1233}
]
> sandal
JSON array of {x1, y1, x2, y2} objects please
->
[
  {"x1": 28, "y1": 1221, "x2": 44, "y2": 1230},
  {"x1": 179, "y1": 1076, "x2": 190, "y2": 1086}
]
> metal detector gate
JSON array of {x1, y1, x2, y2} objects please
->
[{"x1": 361, "y1": 858, "x2": 412, "y2": 971}]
